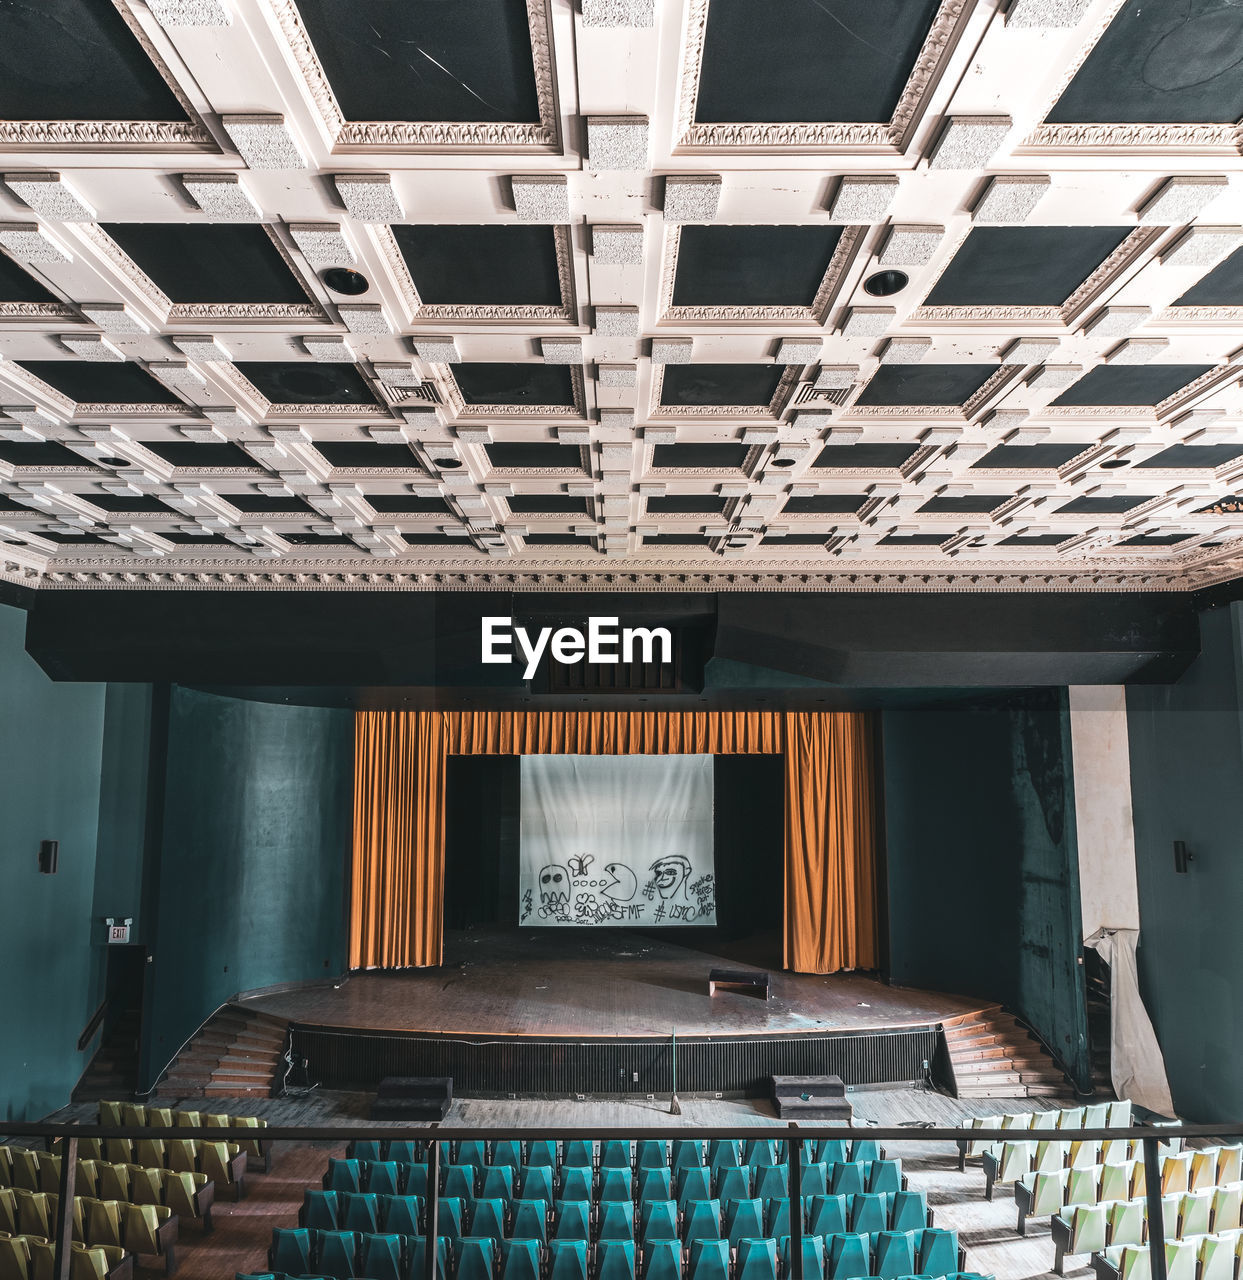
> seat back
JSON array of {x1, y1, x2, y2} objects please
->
[
  {"x1": 1212, "y1": 1183, "x2": 1243, "y2": 1233},
  {"x1": 736, "y1": 1238, "x2": 778, "y2": 1280},
  {"x1": 601, "y1": 1142, "x2": 633, "y2": 1171},
  {"x1": 682, "y1": 1200, "x2": 721, "y2": 1243},
  {"x1": 341, "y1": 1192, "x2": 379, "y2": 1234},
  {"x1": 498, "y1": 1239, "x2": 540, "y2": 1280},
  {"x1": 714, "y1": 1167, "x2": 751, "y2": 1202},
  {"x1": 1107, "y1": 1200, "x2": 1145, "y2": 1248},
  {"x1": 470, "y1": 1199, "x2": 506, "y2": 1242},
  {"x1": 123, "y1": 1202, "x2": 165, "y2": 1254},
  {"x1": 640, "y1": 1200, "x2": 678, "y2": 1245},
  {"x1": 379, "y1": 1195, "x2": 422, "y2": 1237},
  {"x1": 359, "y1": 1234, "x2": 403, "y2": 1280},
  {"x1": 642, "y1": 1240, "x2": 682, "y2": 1280},
  {"x1": 874, "y1": 1230, "x2": 916, "y2": 1280},
  {"x1": 548, "y1": 1239, "x2": 588, "y2": 1280},
  {"x1": 270, "y1": 1226, "x2": 313, "y2": 1276},
  {"x1": 753, "y1": 1166, "x2": 787, "y2": 1201},
  {"x1": 826, "y1": 1232, "x2": 869, "y2": 1280},
  {"x1": 455, "y1": 1237, "x2": 496, "y2": 1280},
  {"x1": 316, "y1": 1229, "x2": 359, "y2": 1280},
  {"x1": 686, "y1": 1239, "x2": 727, "y2": 1280},
  {"x1": 724, "y1": 1198, "x2": 763, "y2": 1248},
  {"x1": 559, "y1": 1168, "x2": 592, "y2": 1204},
  {"x1": 553, "y1": 1201, "x2": 591, "y2": 1242},
  {"x1": 303, "y1": 1190, "x2": 340, "y2": 1231},
  {"x1": 1068, "y1": 1204, "x2": 1107, "y2": 1256},
  {"x1": 918, "y1": 1226, "x2": 958, "y2": 1278},
  {"x1": 598, "y1": 1201, "x2": 635, "y2": 1242}
]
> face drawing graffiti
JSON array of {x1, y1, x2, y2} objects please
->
[
  {"x1": 538, "y1": 863, "x2": 570, "y2": 911},
  {"x1": 601, "y1": 862, "x2": 638, "y2": 902},
  {"x1": 649, "y1": 855, "x2": 692, "y2": 901}
]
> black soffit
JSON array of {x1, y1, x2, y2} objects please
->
[
  {"x1": 233, "y1": 362, "x2": 382, "y2": 406},
  {"x1": 392, "y1": 226, "x2": 562, "y2": 307},
  {"x1": 317, "y1": 442, "x2": 422, "y2": 469},
  {"x1": 1175, "y1": 247, "x2": 1243, "y2": 306},
  {"x1": 292, "y1": 0, "x2": 541, "y2": 123},
  {"x1": 454, "y1": 364, "x2": 576, "y2": 406},
  {"x1": 14, "y1": 361, "x2": 181, "y2": 405},
  {"x1": 646, "y1": 495, "x2": 729, "y2": 515},
  {"x1": 0, "y1": 252, "x2": 58, "y2": 304},
  {"x1": 1046, "y1": 0, "x2": 1243, "y2": 125},
  {"x1": 812, "y1": 443, "x2": 919, "y2": 469},
  {"x1": 659, "y1": 364, "x2": 785, "y2": 407},
  {"x1": 694, "y1": 0, "x2": 941, "y2": 124},
  {"x1": 671, "y1": 226, "x2": 846, "y2": 308},
  {"x1": 973, "y1": 444, "x2": 1091, "y2": 469},
  {"x1": 484, "y1": 442, "x2": 585, "y2": 469},
  {"x1": 1057, "y1": 495, "x2": 1159, "y2": 515},
  {"x1": 1049, "y1": 365, "x2": 1213, "y2": 407},
  {"x1": 783, "y1": 495, "x2": 869, "y2": 515},
  {"x1": 923, "y1": 227, "x2": 1133, "y2": 308},
  {"x1": 651, "y1": 444, "x2": 749, "y2": 470},
  {"x1": 0, "y1": 0, "x2": 188, "y2": 122},
  {"x1": 84, "y1": 493, "x2": 178, "y2": 515},
  {"x1": 100, "y1": 225, "x2": 310, "y2": 306},
  {"x1": 145, "y1": 442, "x2": 256, "y2": 469},
  {"x1": 917, "y1": 495, "x2": 1011, "y2": 515},
  {"x1": 0, "y1": 440, "x2": 92, "y2": 468},
  {"x1": 224, "y1": 493, "x2": 320, "y2": 516},
  {"x1": 506, "y1": 495, "x2": 591, "y2": 515},
  {"x1": 1135, "y1": 444, "x2": 1243, "y2": 469},
  {"x1": 855, "y1": 364, "x2": 997, "y2": 407},
  {"x1": 365, "y1": 494, "x2": 455, "y2": 515}
]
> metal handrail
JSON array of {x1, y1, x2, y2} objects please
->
[{"x1": 8, "y1": 1118, "x2": 1240, "y2": 1280}]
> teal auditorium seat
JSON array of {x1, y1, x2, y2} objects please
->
[
  {"x1": 553, "y1": 1201, "x2": 590, "y2": 1241},
  {"x1": 404, "y1": 1167, "x2": 430, "y2": 1198},
  {"x1": 405, "y1": 1237, "x2": 449, "y2": 1280},
  {"x1": 518, "y1": 1167, "x2": 554, "y2": 1204},
  {"x1": 714, "y1": 1167, "x2": 751, "y2": 1201},
  {"x1": 682, "y1": 1199, "x2": 721, "y2": 1242},
  {"x1": 708, "y1": 1141, "x2": 740, "y2": 1173},
  {"x1": 325, "y1": 1161, "x2": 362, "y2": 1195},
  {"x1": 828, "y1": 1232, "x2": 871, "y2": 1280},
  {"x1": 562, "y1": 1142, "x2": 593, "y2": 1170},
  {"x1": 919, "y1": 1227, "x2": 960, "y2": 1276},
  {"x1": 316, "y1": 1230, "x2": 359, "y2": 1280},
  {"x1": 807, "y1": 1196, "x2": 848, "y2": 1237},
  {"x1": 434, "y1": 1198, "x2": 466, "y2": 1240},
  {"x1": 801, "y1": 1164, "x2": 829, "y2": 1197},
  {"x1": 379, "y1": 1196, "x2": 423, "y2": 1237},
  {"x1": 469, "y1": 1198, "x2": 506, "y2": 1241},
  {"x1": 849, "y1": 1194, "x2": 887, "y2": 1235},
  {"x1": 490, "y1": 1143, "x2": 523, "y2": 1170},
  {"x1": 764, "y1": 1198, "x2": 792, "y2": 1238},
  {"x1": 388, "y1": 1143, "x2": 420, "y2": 1165},
  {"x1": 831, "y1": 1165, "x2": 867, "y2": 1197},
  {"x1": 349, "y1": 1142, "x2": 384, "y2": 1164},
  {"x1": 875, "y1": 1230, "x2": 917, "y2": 1280},
  {"x1": 360, "y1": 1234, "x2": 403, "y2": 1280},
  {"x1": 737, "y1": 1238, "x2": 779, "y2": 1280},
  {"x1": 725, "y1": 1198, "x2": 764, "y2": 1248},
  {"x1": 548, "y1": 1239, "x2": 587, "y2": 1280},
  {"x1": 509, "y1": 1200, "x2": 547, "y2": 1242},
  {"x1": 754, "y1": 1167, "x2": 788, "y2": 1201},
  {"x1": 342, "y1": 1192, "x2": 379, "y2": 1233},
  {"x1": 638, "y1": 1169, "x2": 672, "y2": 1204},
  {"x1": 368, "y1": 1164, "x2": 402, "y2": 1197},
  {"x1": 643, "y1": 1241, "x2": 682, "y2": 1280},
  {"x1": 601, "y1": 1168, "x2": 634, "y2": 1203},
  {"x1": 640, "y1": 1200, "x2": 679, "y2": 1244},
  {"x1": 442, "y1": 1167, "x2": 476, "y2": 1201},
  {"x1": 499, "y1": 1240, "x2": 540, "y2": 1280},
  {"x1": 744, "y1": 1141, "x2": 778, "y2": 1170},
  {"x1": 688, "y1": 1239, "x2": 729, "y2": 1280},
  {"x1": 677, "y1": 1167, "x2": 712, "y2": 1208},
  {"x1": 455, "y1": 1142, "x2": 488, "y2": 1172},
  {"x1": 781, "y1": 1235, "x2": 827, "y2": 1280},
  {"x1": 598, "y1": 1241, "x2": 637, "y2": 1280},
  {"x1": 601, "y1": 1142, "x2": 633, "y2": 1171},
  {"x1": 559, "y1": 1167, "x2": 592, "y2": 1203},
  {"x1": 599, "y1": 1201, "x2": 635, "y2": 1241},
  {"x1": 636, "y1": 1143, "x2": 668, "y2": 1172},
  {"x1": 526, "y1": 1143, "x2": 558, "y2": 1170},
  {"x1": 890, "y1": 1192, "x2": 928, "y2": 1233},
  {"x1": 455, "y1": 1238, "x2": 496, "y2": 1280},
  {"x1": 815, "y1": 1141, "x2": 850, "y2": 1166},
  {"x1": 302, "y1": 1190, "x2": 339, "y2": 1231},
  {"x1": 480, "y1": 1167, "x2": 514, "y2": 1201},
  {"x1": 270, "y1": 1228, "x2": 312, "y2": 1276}
]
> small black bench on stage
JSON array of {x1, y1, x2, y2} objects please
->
[
  {"x1": 370, "y1": 1076, "x2": 452, "y2": 1121},
  {"x1": 770, "y1": 1073, "x2": 853, "y2": 1121},
  {"x1": 708, "y1": 968, "x2": 770, "y2": 1000}
]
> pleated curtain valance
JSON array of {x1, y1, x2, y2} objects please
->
[{"x1": 350, "y1": 709, "x2": 877, "y2": 975}]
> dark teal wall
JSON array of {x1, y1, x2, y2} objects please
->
[
  {"x1": 882, "y1": 691, "x2": 1090, "y2": 1090},
  {"x1": 0, "y1": 603, "x2": 107, "y2": 1119},
  {"x1": 1127, "y1": 603, "x2": 1243, "y2": 1122},
  {"x1": 141, "y1": 686, "x2": 352, "y2": 1087}
]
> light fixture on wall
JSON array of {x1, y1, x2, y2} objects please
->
[{"x1": 1173, "y1": 840, "x2": 1194, "y2": 874}]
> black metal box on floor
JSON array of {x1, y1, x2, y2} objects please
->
[
  {"x1": 370, "y1": 1076, "x2": 453, "y2": 1120},
  {"x1": 770, "y1": 1073, "x2": 853, "y2": 1120}
]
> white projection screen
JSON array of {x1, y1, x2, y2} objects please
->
[{"x1": 519, "y1": 754, "x2": 715, "y2": 927}]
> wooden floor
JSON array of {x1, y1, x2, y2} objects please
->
[{"x1": 242, "y1": 929, "x2": 987, "y2": 1038}]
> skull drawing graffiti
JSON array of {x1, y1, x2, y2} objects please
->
[{"x1": 538, "y1": 863, "x2": 570, "y2": 916}]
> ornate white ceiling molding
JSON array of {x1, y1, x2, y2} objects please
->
[
  {"x1": 657, "y1": 224, "x2": 864, "y2": 324},
  {"x1": 674, "y1": 0, "x2": 974, "y2": 152},
  {"x1": 374, "y1": 224, "x2": 576, "y2": 325},
  {"x1": 264, "y1": 0, "x2": 561, "y2": 152},
  {"x1": 437, "y1": 364, "x2": 588, "y2": 420},
  {"x1": 647, "y1": 366, "x2": 800, "y2": 420}
]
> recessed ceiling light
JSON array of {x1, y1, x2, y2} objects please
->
[
  {"x1": 433, "y1": 457, "x2": 463, "y2": 469},
  {"x1": 322, "y1": 267, "x2": 370, "y2": 296},
  {"x1": 770, "y1": 457, "x2": 796, "y2": 468},
  {"x1": 96, "y1": 456, "x2": 128, "y2": 467},
  {"x1": 863, "y1": 269, "x2": 909, "y2": 297},
  {"x1": 1100, "y1": 458, "x2": 1130, "y2": 469}
]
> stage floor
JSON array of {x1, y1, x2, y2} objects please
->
[{"x1": 243, "y1": 929, "x2": 986, "y2": 1038}]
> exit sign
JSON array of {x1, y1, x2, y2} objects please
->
[{"x1": 108, "y1": 923, "x2": 130, "y2": 944}]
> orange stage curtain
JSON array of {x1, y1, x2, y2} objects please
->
[
  {"x1": 782, "y1": 712, "x2": 878, "y2": 974},
  {"x1": 349, "y1": 709, "x2": 876, "y2": 974},
  {"x1": 350, "y1": 709, "x2": 446, "y2": 969}
]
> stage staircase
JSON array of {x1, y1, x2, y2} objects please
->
[
  {"x1": 942, "y1": 1006, "x2": 1069, "y2": 1099},
  {"x1": 157, "y1": 1005, "x2": 290, "y2": 1100}
]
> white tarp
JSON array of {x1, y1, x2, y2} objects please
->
[
  {"x1": 1069, "y1": 686, "x2": 1176, "y2": 1117},
  {"x1": 519, "y1": 754, "x2": 715, "y2": 927}
]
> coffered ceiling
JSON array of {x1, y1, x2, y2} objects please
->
[{"x1": 3, "y1": 0, "x2": 1243, "y2": 594}]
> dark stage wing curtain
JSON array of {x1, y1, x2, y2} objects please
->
[{"x1": 350, "y1": 710, "x2": 876, "y2": 973}]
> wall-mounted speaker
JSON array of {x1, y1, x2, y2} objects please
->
[
  {"x1": 1173, "y1": 840, "x2": 1194, "y2": 874},
  {"x1": 38, "y1": 840, "x2": 59, "y2": 875}
]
